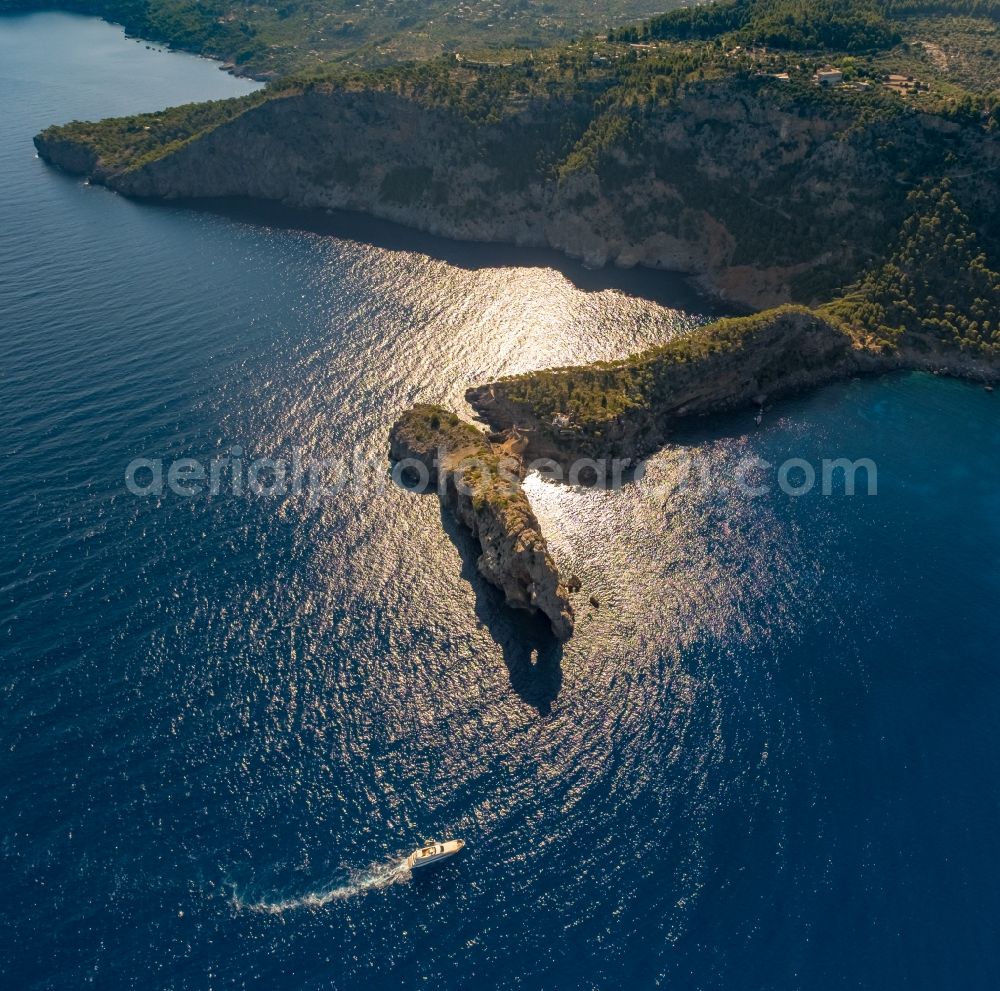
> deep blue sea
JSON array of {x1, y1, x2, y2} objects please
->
[{"x1": 2, "y1": 12, "x2": 1000, "y2": 990}]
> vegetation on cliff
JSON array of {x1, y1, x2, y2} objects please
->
[
  {"x1": 391, "y1": 403, "x2": 532, "y2": 514},
  {"x1": 390, "y1": 405, "x2": 497, "y2": 480},
  {"x1": 34, "y1": 90, "x2": 272, "y2": 174},
  {"x1": 29, "y1": 0, "x2": 1000, "y2": 350},
  {"x1": 827, "y1": 182, "x2": 1000, "y2": 355},
  {"x1": 618, "y1": 0, "x2": 1000, "y2": 47},
  {"x1": 617, "y1": 0, "x2": 902, "y2": 53},
  {"x1": 469, "y1": 308, "x2": 860, "y2": 455}
]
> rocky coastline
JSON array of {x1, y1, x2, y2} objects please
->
[
  {"x1": 389, "y1": 405, "x2": 575, "y2": 641},
  {"x1": 35, "y1": 73, "x2": 998, "y2": 311},
  {"x1": 466, "y1": 307, "x2": 999, "y2": 467},
  {"x1": 32, "y1": 77, "x2": 999, "y2": 636}
]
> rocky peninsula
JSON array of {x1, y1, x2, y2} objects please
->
[
  {"x1": 467, "y1": 305, "x2": 998, "y2": 467},
  {"x1": 467, "y1": 307, "x2": 863, "y2": 465},
  {"x1": 389, "y1": 405, "x2": 575, "y2": 641},
  {"x1": 390, "y1": 304, "x2": 995, "y2": 639}
]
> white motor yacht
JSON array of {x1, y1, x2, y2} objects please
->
[{"x1": 406, "y1": 838, "x2": 465, "y2": 870}]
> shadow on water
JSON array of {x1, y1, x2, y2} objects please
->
[
  {"x1": 528, "y1": 374, "x2": 913, "y2": 496},
  {"x1": 437, "y1": 505, "x2": 563, "y2": 715},
  {"x1": 651, "y1": 372, "x2": 910, "y2": 450},
  {"x1": 164, "y1": 195, "x2": 738, "y2": 314},
  {"x1": 391, "y1": 468, "x2": 563, "y2": 713}
]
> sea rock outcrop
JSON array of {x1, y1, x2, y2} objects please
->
[{"x1": 389, "y1": 404, "x2": 574, "y2": 641}]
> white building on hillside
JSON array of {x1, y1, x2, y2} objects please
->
[{"x1": 814, "y1": 67, "x2": 844, "y2": 86}]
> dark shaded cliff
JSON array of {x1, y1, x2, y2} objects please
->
[
  {"x1": 467, "y1": 305, "x2": 998, "y2": 465},
  {"x1": 34, "y1": 59, "x2": 1000, "y2": 310}
]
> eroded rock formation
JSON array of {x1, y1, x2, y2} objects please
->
[{"x1": 389, "y1": 404, "x2": 574, "y2": 640}]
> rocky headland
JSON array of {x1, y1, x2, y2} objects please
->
[
  {"x1": 390, "y1": 305, "x2": 996, "y2": 638},
  {"x1": 389, "y1": 405, "x2": 575, "y2": 641},
  {"x1": 467, "y1": 306, "x2": 999, "y2": 467},
  {"x1": 467, "y1": 306, "x2": 862, "y2": 465}
]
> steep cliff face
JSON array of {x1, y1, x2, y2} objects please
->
[
  {"x1": 32, "y1": 136, "x2": 100, "y2": 176},
  {"x1": 36, "y1": 77, "x2": 996, "y2": 309},
  {"x1": 388, "y1": 405, "x2": 574, "y2": 641},
  {"x1": 467, "y1": 308, "x2": 874, "y2": 464}
]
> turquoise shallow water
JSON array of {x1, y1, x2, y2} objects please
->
[{"x1": 2, "y1": 13, "x2": 1000, "y2": 990}]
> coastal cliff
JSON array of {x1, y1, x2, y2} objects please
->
[
  {"x1": 466, "y1": 305, "x2": 998, "y2": 465},
  {"x1": 389, "y1": 405, "x2": 575, "y2": 641},
  {"x1": 33, "y1": 65, "x2": 999, "y2": 310},
  {"x1": 468, "y1": 307, "x2": 866, "y2": 465}
]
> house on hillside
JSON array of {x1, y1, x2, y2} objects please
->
[{"x1": 814, "y1": 66, "x2": 844, "y2": 86}]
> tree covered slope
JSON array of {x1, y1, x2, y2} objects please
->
[{"x1": 0, "y1": 0, "x2": 685, "y2": 75}]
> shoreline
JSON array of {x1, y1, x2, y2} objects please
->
[
  {"x1": 117, "y1": 31, "x2": 275, "y2": 83},
  {"x1": 31, "y1": 124, "x2": 766, "y2": 313},
  {"x1": 144, "y1": 196, "x2": 742, "y2": 315},
  {"x1": 2, "y1": 8, "x2": 275, "y2": 81}
]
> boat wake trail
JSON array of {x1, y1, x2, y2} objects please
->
[{"x1": 231, "y1": 857, "x2": 411, "y2": 914}]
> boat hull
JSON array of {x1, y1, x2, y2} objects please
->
[{"x1": 406, "y1": 839, "x2": 465, "y2": 870}]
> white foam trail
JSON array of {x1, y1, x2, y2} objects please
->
[{"x1": 231, "y1": 857, "x2": 411, "y2": 915}]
